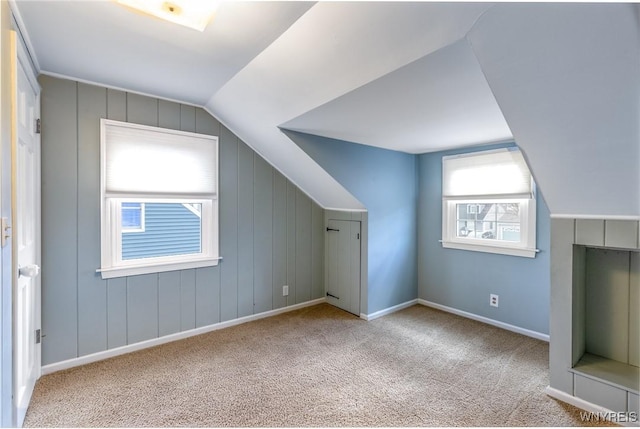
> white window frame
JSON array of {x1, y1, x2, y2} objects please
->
[
  {"x1": 98, "y1": 119, "x2": 219, "y2": 279},
  {"x1": 442, "y1": 197, "x2": 536, "y2": 258},
  {"x1": 121, "y1": 202, "x2": 145, "y2": 233},
  {"x1": 441, "y1": 148, "x2": 537, "y2": 258}
]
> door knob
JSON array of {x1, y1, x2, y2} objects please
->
[{"x1": 19, "y1": 264, "x2": 40, "y2": 278}]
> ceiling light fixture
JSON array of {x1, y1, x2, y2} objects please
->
[{"x1": 115, "y1": 0, "x2": 218, "y2": 31}]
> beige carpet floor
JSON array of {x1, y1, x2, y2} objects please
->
[{"x1": 24, "y1": 303, "x2": 614, "y2": 427}]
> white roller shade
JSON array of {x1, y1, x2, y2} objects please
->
[
  {"x1": 443, "y1": 148, "x2": 532, "y2": 198},
  {"x1": 102, "y1": 119, "x2": 217, "y2": 196}
]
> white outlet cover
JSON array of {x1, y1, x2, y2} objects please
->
[{"x1": 490, "y1": 294, "x2": 499, "y2": 307}]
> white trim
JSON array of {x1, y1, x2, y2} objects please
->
[
  {"x1": 42, "y1": 298, "x2": 326, "y2": 375},
  {"x1": 360, "y1": 299, "x2": 418, "y2": 321},
  {"x1": 442, "y1": 197, "x2": 537, "y2": 258},
  {"x1": 441, "y1": 241, "x2": 538, "y2": 258},
  {"x1": 99, "y1": 120, "x2": 220, "y2": 279},
  {"x1": 7, "y1": 1, "x2": 40, "y2": 73},
  {"x1": 544, "y1": 386, "x2": 611, "y2": 413},
  {"x1": 40, "y1": 71, "x2": 203, "y2": 109},
  {"x1": 544, "y1": 386, "x2": 638, "y2": 427},
  {"x1": 97, "y1": 257, "x2": 221, "y2": 279},
  {"x1": 323, "y1": 207, "x2": 368, "y2": 213},
  {"x1": 14, "y1": 32, "x2": 38, "y2": 94},
  {"x1": 417, "y1": 299, "x2": 549, "y2": 342},
  {"x1": 550, "y1": 214, "x2": 640, "y2": 221}
]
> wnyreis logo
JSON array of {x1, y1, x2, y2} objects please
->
[{"x1": 580, "y1": 411, "x2": 638, "y2": 424}]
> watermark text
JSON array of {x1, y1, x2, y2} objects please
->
[{"x1": 580, "y1": 411, "x2": 638, "y2": 424}]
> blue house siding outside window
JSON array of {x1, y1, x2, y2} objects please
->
[{"x1": 122, "y1": 203, "x2": 202, "y2": 260}]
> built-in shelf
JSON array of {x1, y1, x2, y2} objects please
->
[{"x1": 570, "y1": 353, "x2": 639, "y2": 394}]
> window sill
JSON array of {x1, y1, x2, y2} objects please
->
[
  {"x1": 98, "y1": 257, "x2": 221, "y2": 279},
  {"x1": 441, "y1": 241, "x2": 538, "y2": 258}
]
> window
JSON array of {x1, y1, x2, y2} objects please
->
[
  {"x1": 99, "y1": 119, "x2": 219, "y2": 279},
  {"x1": 121, "y1": 202, "x2": 145, "y2": 232},
  {"x1": 441, "y1": 148, "x2": 537, "y2": 258}
]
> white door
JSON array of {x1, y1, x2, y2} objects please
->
[
  {"x1": 325, "y1": 220, "x2": 361, "y2": 315},
  {"x1": 13, "y1": 50, "x2": 41, "y2": 428}
]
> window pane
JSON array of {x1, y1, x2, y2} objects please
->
[
  {"x1": 122, "y1": 203, "x2": 142, "y2": 230},
  {"x1": 122, "y1": 202, "x2": 202, "y2": 260},
  {"x1": 456, "y1": 203, "x2": 521, "y2": 242}
]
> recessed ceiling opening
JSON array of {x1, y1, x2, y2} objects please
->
[{"x1": 115, "y1": 0, "x2": 218, "y2": 31}]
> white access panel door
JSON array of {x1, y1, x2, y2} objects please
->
[
  {"x1": 326, "y1": 220, "x2": 361, "y2": 316},
  {"x1": 14, "y1": 51, "x2": 41, "y2": 428}
]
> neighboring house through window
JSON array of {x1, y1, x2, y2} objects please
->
[
  {"x1": 441, "y1": 147, "x2": 537, "y2": 258},
  {"x1": 121, "y1": 202, "x2": 145, "y2": 232},
  {"x1": 99, "y1": 119, "x2": 219, "y2": 279}
]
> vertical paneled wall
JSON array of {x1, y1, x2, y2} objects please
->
[
  {"x1": 40, "y1": 76, "x2": 325, "y2": 366},
  {"x1": 549, "y1": 217, "x2": 640, "y2": 412}
]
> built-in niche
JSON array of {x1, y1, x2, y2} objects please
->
[{"x1": 571, "y1": 245, "x2": 639, "y2": 401}]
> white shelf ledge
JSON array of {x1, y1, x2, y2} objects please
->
[{"x1": 570, "y1": 353, "x2": 639, "y2": 394}]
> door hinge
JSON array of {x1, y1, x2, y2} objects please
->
[
  {"x1": 1, "y1": 217, "x2": 10, "y2": 247},
  {"x1": 35, "y1": 118, "x2": 41, "y2": 134},
  {"x1": 357, "y1": 233, "x2": 360, "y2": 239},
  {"x1": 35, "y1": 329, "x2": 41, "y2": 344}
]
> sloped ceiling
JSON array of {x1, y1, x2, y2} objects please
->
[
  {"x1": 12, "y1": 1, "x2": 640, "y2": 216},
  {"x1": 205, "y1": 2, "x2": 494, "y2": 209},
  {"x1": 468, "y1": 3, "x2": 639, "y2": 217},
  {"x1": 14, "y1": 0, "x2": 314, "y2": 105},
  {"x1": 280, "y1": 37, "x2": 512, "y2": 153}
]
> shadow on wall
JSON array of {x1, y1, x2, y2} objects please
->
[{"x1": 284, "y1": 130, "x2": 418, "y2": 315}]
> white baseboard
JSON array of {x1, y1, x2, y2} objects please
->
[
  {"x1": 544, "y1": 386, "x2": 637, "y2": 427},
  {"x1": 544, "y1": 386, "x2": 610, "y2": 414},
  {"x1": 360, "y1": 299, "x2": 418, "y2": 321},
  {"x1": 42, "y1": 298, "x2": 326, "y2": 375},
  {"x1": 417, "y1": 299, "x2": 549, "y2": 342}
]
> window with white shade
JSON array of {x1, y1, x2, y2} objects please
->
[
  {"x1": 441, "y1": 148, "x2": 537, "y2": 258},
  {"x1": 99, "y1": 119, "x2": 219, "y2": 279}
]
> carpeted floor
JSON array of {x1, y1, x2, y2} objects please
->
[{"x1": 24, "y1": 303, "x2": 614, "y2": 427}]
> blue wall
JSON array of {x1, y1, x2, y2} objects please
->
[
  {"x1": 287, "y1": 131, "x2": 418, "y2": 314},
  {"x1": 418, "y1": 143, "x2": 551, "y2": 334},
  {"x1": 39, "y1": 76, "x2": 325, "y2": 366}
]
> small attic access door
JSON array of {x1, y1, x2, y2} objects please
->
[{"x1": 325, "y1": 219, "x2": 361, "y2": 316}]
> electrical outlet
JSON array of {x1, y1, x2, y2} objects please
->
[
  {"x1": 283, "y1": 285, "x2": 289, "y2": 296},
  {"x1": 490, "y1": 294, "x2": 499, "y2": 307}
]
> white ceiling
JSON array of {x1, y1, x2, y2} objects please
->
[
  {"x1": 11, "y1": 1, "x2": 640, "y2": 215},
  {"x1": 280, "y1": 37, "x2": 512, "y2": 154},
  {"x1": 15, "y1": 0, "x2": 314, "y2": 105}
]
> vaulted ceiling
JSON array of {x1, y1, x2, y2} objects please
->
[{"x1": 12, "y1": 1, "x2": 640, "y2": 216}]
